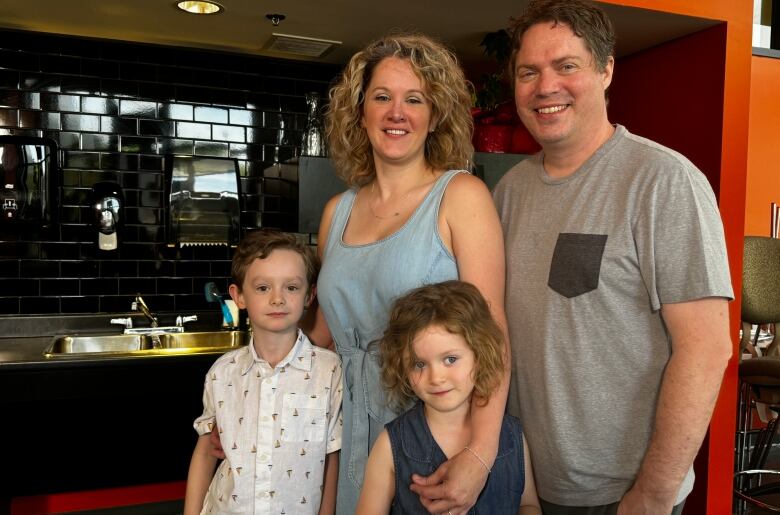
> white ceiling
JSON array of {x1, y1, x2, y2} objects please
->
[{"x1": 1, "y1": 0, "x2": 720, "y2": 67}]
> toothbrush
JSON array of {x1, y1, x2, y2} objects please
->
[{"x1": 205, "y1": 282, "x2": 234, "y2": 327}]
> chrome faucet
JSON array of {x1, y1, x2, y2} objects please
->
[
  {"x1": 115, "y1": 297, "x2": 194, "y2": 350},
  {"x1": 132, "y1": 294, "x2": 158, "y2": 328}
]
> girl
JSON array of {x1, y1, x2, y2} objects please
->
[{"x1": 356, "y1": 280, "x2": 540, "y2": 515}]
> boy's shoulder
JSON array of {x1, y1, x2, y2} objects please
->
[
  {"x1": 299, "y1": 332, "x2": 341, "y2": 370},
  {"x1": 207, "y1": 344, "x2": 252, "y2": 372},
  {"x1": 204, "y1": 332, "x2": 340, "y2": 380}
]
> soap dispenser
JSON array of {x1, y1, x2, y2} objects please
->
[{"x1": 90, "y1": 182, "x2": 123, "y2": 251}]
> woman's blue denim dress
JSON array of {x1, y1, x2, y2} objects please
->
[{"x1": 317, "y1": 170, "x2": 463, "y2": 514}]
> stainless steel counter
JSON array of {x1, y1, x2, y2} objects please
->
[
  {"x1": 0, "y1": 335, "x2": 53, "y2": 365},
  {"x1": 0, "y1": 311, "x2": 235, "y2": 367}
]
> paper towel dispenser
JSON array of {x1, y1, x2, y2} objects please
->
[
  {"x1": 0, "y1": 135, "x2": 59, "y2": 227},
  {"x1": 164, "y1": 154, "x2": 241, "y2": 247}
]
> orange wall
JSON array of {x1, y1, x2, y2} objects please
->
[
  {"x1": 745, "y1": 55, "x2": 780, "y2": 237},
  {"x1": 602, "y1": 1, "x2": 752, "y2": 513}
]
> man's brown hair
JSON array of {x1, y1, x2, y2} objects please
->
[{"x1": 508, "y1": 0, "x2": 616, "y2": 82}]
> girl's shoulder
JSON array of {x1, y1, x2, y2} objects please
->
[
  {"x1": 495, "y1": 413, "x2": 524, "y2": 460},
  {"x1": 502, "y1": 412, "x2": 523, "y2": 432}
]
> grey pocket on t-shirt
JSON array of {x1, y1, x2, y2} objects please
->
[{"x1": 548, "y1": 233, "x2": 608, "y2": 298}]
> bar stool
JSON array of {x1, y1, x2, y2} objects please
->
[
  {"x1": 740, "y1": 237, "x2": 780, "y2": 358},
  {"x1": 736, "y1": 358, "x2": 780, "y2": 512},
  {"x1": 735, "y1": 236, "x2": 780, "y2": 513}
]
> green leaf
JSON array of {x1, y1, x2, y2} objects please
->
[{"x1": 479, "y1": 29, "x2": 512, "y2": 65}]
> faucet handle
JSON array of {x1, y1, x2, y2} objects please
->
[
  {"x1": 110, "y1": 317, "x2": 133, "y2": 329},
  {"x1": 176, "y1": 315, "x2": 198, "y2": 327}
]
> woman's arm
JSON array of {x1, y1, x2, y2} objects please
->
[
  {"x1": 355, "y1": 430, "x2": 396, "y2": 515},
  {"x1": 301, "y1": 193, "x2": 342, "y2": 349},
  {"x1": 184, "y1": 434, "x2": 219, "y2": 515},
  {"x1": 519, "y1": 437, "x2": 542, "y2": 515},
  {"x1": 318, "y1": 451, "x2": 340, "y2": 515},
  {"x1": 411, "y1": 173, "x2": 510, "y2": 514}
]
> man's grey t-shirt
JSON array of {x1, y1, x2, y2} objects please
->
[{"x1": 493, "y1": 125, "x2": 733, "y2": 506}]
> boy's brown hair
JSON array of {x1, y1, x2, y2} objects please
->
[
  {"x1": 380, "y1": 280, "x2": 505, "y2": 412},
  {"x1": 231, "y1": 229, "x2": 319, "y2": 291}
]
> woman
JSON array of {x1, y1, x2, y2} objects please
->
[{"x1": 311, "y1": 33, "x2": 510, "y2": 515}]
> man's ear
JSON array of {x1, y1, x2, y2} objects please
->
[
  {"x1": 228, "y1": 283, "x2": 246, "y2": 310},
  {"x1": 602, "y1": 55, "x2": 615, "y2": 90}
]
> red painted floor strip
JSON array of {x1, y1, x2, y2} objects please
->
[{"x1": 10, "y1": 481, "x2": 185, "y2": 514}]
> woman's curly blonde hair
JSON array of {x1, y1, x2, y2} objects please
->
[
  {"x1": 379, "y1": 280, "x2": 505, "y2": 412},
  {"x1": 326, "y1": 33, "x2": 474, "y2": 187}
]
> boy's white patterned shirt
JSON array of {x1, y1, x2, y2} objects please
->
[{"x1": 194, "y1": 330, "x2": 343, "y2": 514}]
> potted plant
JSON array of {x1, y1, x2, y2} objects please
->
[{"x1": 472, "y1": 29, "x2": 540, "y2": 154}]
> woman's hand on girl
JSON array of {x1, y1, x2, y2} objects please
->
[{"x1": 409, "y1": 449, "x2": 490, "y2": 515}]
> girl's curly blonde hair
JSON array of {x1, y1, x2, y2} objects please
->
[
  {"x1": 379, "y1": 280, "x2": 505, "y2": 412},
  {"x1": 326, "y1": 33, "x2": 474, "y2": 187}
]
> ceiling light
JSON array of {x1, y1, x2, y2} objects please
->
[
  {"x1": 264, "y1": 33, "x2": 342, "y2": 58},
  {"x1": 176, "y1": 1, "x2": 223, "y2": 15}
]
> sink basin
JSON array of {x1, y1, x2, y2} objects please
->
[
  {"x1": 46, "y1": 334, "x2": 150, "y2": 354},
  {"x1": 157, "y1": 330, "x2": 249, "y2": 349},
  {"x1": 44, "y1": 330, "x2": 248, "y2": 358}
]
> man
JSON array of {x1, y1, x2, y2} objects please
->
[{"x1": 492, "y1": 1, "x2": 733, "y2": 514}]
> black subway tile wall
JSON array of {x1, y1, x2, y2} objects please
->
[{"x1": 0, "y1": 29, "x2": 339, "y2": 316}]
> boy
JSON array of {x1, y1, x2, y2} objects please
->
[{"x1": 184, "y1": 229, "x2": 342, "y2": 515}]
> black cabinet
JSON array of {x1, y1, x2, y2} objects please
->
[
  {"x1": 1, "y1": 355, "x2": 219, "y2": 497},
  {"x1": 472, "y1": 152, "x2": 530, "y2": 191}
]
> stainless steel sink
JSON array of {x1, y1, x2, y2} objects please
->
[
  {"x1": 157, "y1": 330, "x2": 248, "y2": 349},
  {"x1": 44, "y1": 330, "x2": 248, "y2": 358},
  {"x1": 46, "y1": 334, "x2": 150, "y2": 354}
]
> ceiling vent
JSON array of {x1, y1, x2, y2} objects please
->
[{"x1": 264, "y1": 33, "x2": 341, "y2": 58}]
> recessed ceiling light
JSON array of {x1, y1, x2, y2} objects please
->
[{"x1": 176, "y1": 1, "x2": 223, "y2": 15}]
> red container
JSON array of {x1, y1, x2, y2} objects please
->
[
  {"x1": 510, "y1": 123, "x2": 541, "y2": 154},
  {"x1": 473, "y1": 123, "x2": 513, "y2": 153}
]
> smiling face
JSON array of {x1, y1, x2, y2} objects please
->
[
  {"x1": 230, "y1": 248, "x2": 311, "y2": 339},
  {"x1": 513, "y1": 21, "x2": 613, "y2": 156},
  {"x1": 361, "y1": 57, "x2": 436, "y2": 169},
  {"x1": 407, "y1": 324, "x2": 476, "y2": 417}
]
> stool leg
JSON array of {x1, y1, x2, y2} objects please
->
[
  {"x1": 757, "y1": 417, "x2": 780, "y2": 469},
  {"x1": 736, "y1": 381, "x2": 753, "y2": 515},
  {"x1": 739, "y1": 382, "x2": 751, "y2": 470}
]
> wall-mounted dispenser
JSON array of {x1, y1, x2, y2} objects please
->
[
  {"x1": 0, "y1": 135, "x2": 59, "y2": 227},
  {"x1": 164, "y1": 154, "x2": 241, "y2": 247},
  {"x1": 90, "y1": 182, "x2": 123, "y2": 251}
]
